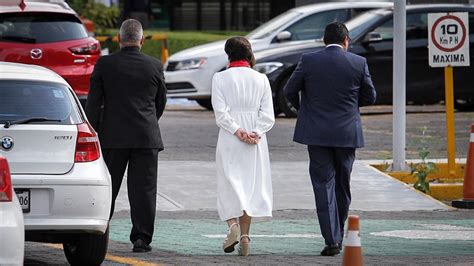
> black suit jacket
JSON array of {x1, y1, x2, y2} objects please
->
[
  {"x1": 284, "y1": 46, "x2": 376, "y2": 148},
  {"x1": 86, "y1": 46, "x2": 167, "y2": 150}
]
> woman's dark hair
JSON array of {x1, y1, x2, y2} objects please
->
[
  {"x1": 323, "y1": 22, "x2": 349, "y2": 45},
  {"x1": 224, "y1": 36, "x2": 256, "y2": 67}
]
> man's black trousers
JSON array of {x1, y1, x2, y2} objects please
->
[
  {"x1": 308, "y1": 145, "x2": 355, "y2": 246},
  {"x1": 103, "y1": 148, "x2": 159, "y2": 245}
]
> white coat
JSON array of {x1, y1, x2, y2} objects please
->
[{"x1": 211, "y1": 66, "x2": 275, "y2": 221}]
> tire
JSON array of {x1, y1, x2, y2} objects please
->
[
  {"x1": 277, "y1": 75, "x2": 298, "y2": 118},
  {"x1": 454, "y1": 99, "x2": 474, "y2": 112},
  {"x1": 63, "y1": 227, "x2": 109, "y2": 266},
  {"x1": 195, "y1": 98, "x2": 213, "y2": 110}
]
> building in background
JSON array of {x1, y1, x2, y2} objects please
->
[
  {"x1": 296, "y1": 0, "x2": 474, "y2": 5},
  {"x1": 123, "y1": 0, "x2": 153, "y2": 28},
  {"x1": 151, "y1": 0, "x2": 294, "y2": 31},
  {"x1": 138, "y1": 0, "x2": 474, "y2": 31}
]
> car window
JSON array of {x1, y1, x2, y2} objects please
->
[
  {"x1": 370, "y1": 12, "x2": 442, "y2": 41},
  {"x1": 406, "y1": 13, "x2": 428, "y2": 40},
  {"x1": 246, "y1": 11, "x2": 302, "y2": 39},
  {"x1": 0, "y1": 80, "x2": 82, "y2": 125},
  {"x1": 347, "y1": 11, "x2": 385, "y2": 40},
  {"x1": 352, "y1": 8, "x2": 375, "y2": 18},
  {"x1": 0, "y1": 13, "x2": 87, "y2": 44},
  {"x1": 372, "y1": 18, "x2": 393, "y2": 41},
  {"x1": 470, "y1": 12, "x2": 474, "y2": 34},
  {"x1": 284, "y1": 9, "x2": 349, "y2": 41}
]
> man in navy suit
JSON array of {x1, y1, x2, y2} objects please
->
[{"x1": 284, "y1": 22, "x2": 376, "y2": 256}]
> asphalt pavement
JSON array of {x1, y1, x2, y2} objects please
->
[{"x1": 24, "y1": 103, "x2": 474, "y2": 265}]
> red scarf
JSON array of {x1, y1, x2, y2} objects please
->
[{"x1": 228, "y1": 60, "x2": 250, "y2": 68}]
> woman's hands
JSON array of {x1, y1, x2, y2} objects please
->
[{"x1": 234, "y1": 129, "x2": 260, "y2": 145}]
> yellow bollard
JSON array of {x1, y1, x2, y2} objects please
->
[
  {"x1": 161, "y1": 38, "x2": 169, "y2": 63},
  {"x1": 444, "y1": 66, "x2": 456, "y2": 177}
]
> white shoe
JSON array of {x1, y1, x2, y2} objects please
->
[
  {"x1": 238, "y1": 234, "x2": 250, "y2": 256},
  {"x1": 223, "y1": 223, "x2": 240, "y2": 253}
]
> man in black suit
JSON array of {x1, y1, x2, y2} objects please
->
[
  {"x1": 284, "y1": 22, "x2": 376, "y2": 256},
  {"x1": 86, "y1": 19, "x2": 166, "y2": 253}
]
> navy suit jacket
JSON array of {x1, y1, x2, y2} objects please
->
[{"x1": 284, "y1": 46, "x2": 376, "y2": 148}]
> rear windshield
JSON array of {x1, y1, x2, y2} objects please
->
[
  {"x1": 0, "y1": 80, "x2": 82, "y2": 125},
  {"x1": 0, "y1": 12, "x2": 87, "y2": 44}
]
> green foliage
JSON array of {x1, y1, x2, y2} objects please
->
[
  {"x1": 100, "y1": 30, "x2": 245, "y2": 59},
  {"x1": 410, "y1": 126, "x2": 438, "y2": 193},
  {"x1": 69, "y1": 0, "x2": 120, "y2": 35}
]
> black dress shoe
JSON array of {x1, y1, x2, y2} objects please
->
[
  {"x1": 320, "y1": 244, "x2": 340, "y2": 256},
  {"x1": 133, "y1": 239, "x2": 152, "y2": 253}
]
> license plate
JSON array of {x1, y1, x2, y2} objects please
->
[{"x1": 15, "y1": 189, "x2": 30, "y2": 213}]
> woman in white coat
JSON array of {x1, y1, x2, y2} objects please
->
[{"x1": 212, "y1": 36, "x2": 275, "y2": 256}]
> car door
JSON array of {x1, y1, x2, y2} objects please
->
[
  {"x1": 350, "y1": 17, "x2": 393, "y2": 104},
  {"x1": 270, "y1": 9, "x2": 349, "y2": 47},
  {"x1": 404, "y1": 11, "x2": 443, "y2": 104},
  {"x1": 453, "y1": 11, "x2": 474, "y2": 108}
]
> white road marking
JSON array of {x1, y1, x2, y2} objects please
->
[
  {"x1": 202, "y1": 234, "x2": 322, "y2": 239},
  {"x1": 414, "y1": 223, "x2": 474, "y2": 231},
  {"x1": 371, "y1": 230, "x2": 474, "y2": 241},
  {"x1": 371, "y1": 224, "x2": 474, "y2": 241}
]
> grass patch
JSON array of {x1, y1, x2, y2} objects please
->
[{"x1": 99, "y1": 30, "x2": 247, "y2": 60}]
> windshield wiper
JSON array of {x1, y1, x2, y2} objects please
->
[
  {"x1": 4, "y1": 117, "x2": 61, "y2": 128},
  {"x1": 0, "y1": 36, "x2": 37, "y2": 43}
]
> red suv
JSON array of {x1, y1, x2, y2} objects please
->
[{"x1": 0, "y1": 0, "x2": 100, "y2": 105}]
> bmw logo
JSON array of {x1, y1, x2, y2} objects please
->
[{"x1": 1, "y1": 136, "x2": 14, "y2": 151}]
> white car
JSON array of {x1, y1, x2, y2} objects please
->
[
  {"x1": 164, "y1": 1, "x2": 392, "y2": 110},
  {"x1": 0, "y1": 156, "x2": 24, "y2": 265},
  {"x1": 0, "y1": 62, "x2": 111, "y2": 265}
]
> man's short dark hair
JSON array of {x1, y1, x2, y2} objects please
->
[
  {"x1": 224, "y1": 36, "x2": 256, "y2": 67},
  {"x1": 323, "y1": 22, "x2": 349, "y2": 45}
]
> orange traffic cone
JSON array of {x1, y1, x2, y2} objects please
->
[
  {"x1": 452, "y1": 124, "x2": 474, "y2": 209},
  {"x1": 342, "y1": 215, "x2": 363, "y2": 266}
]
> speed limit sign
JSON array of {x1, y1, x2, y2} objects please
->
[{"x1": 428, "y1": 12, "x2": 470, "y2": 67}]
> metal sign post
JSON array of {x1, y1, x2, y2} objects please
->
[
  {"x1": 428, "y1": 12, "x2": 470, "y2": 177},
  {"x1": 392, "y1": 0, "x2": 406, "y2": 171}
]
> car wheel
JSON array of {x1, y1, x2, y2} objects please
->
[
  {"x1": 454, "y1": 99, "x2": 474, "y2": 112},
  {"x1": 277, "y1": 75, "x2": 297, "y2": 118},
  {"x1": 63, "y1": 227, "x2": 109, "y2": 266},
  {"x1": 195, "y1": 98, "x2": 213, "y2": 110}
]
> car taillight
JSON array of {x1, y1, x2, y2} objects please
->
[
  {"x1": 0, "y1": 157, "x2": 12, "y2": 202},
  {"x1": 69, "y1": 41, "x2": 100, "y2": 55},
  {"x1": 75, "y1": 122, "x2": 100, "y2": 163}
]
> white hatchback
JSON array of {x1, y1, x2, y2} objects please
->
[
  {"x1": 0, "y1": 62, "x2": 111, "y2": 265},
  {"x1": 0, "y1": 156, "x2": 24, "y2": 265}
]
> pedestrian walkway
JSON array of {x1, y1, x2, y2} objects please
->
[
  {"x1": 114, "y1": 160, "x2": 450, "y2": 212},
  {"x1": 109, "y1": 217, "x2": 474, "y2": 256},
  {"x1": 106, "y1": 159, "x2": 468, "y2": 264}
]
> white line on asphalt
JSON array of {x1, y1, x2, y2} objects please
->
[
  {"x1": 202, "y1": 234, "x2": 322, "y2": 238},
  {"x1": 158, "y1": 191, "x2": 184, "y2": 209},
  {"x1": 371, "y1": 230, "x2": 474, "y2": 241},
  {"x1": 371, "y1": 223, "x2": 474, "y2": 241},
  {"x1": 414, "y1": 223, "x2": 474, "y2": 231}
]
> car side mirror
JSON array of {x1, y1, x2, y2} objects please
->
[
  {"x1": 363, "y1": 32, "x2": 383, "y2": 43},
  {"x1": 276, "y1": 31, "x2": 292, "y2": 42}
]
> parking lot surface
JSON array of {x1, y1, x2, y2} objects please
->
[{"x1": 24, "y1": 104, "x2": 474, "y2": 265}]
